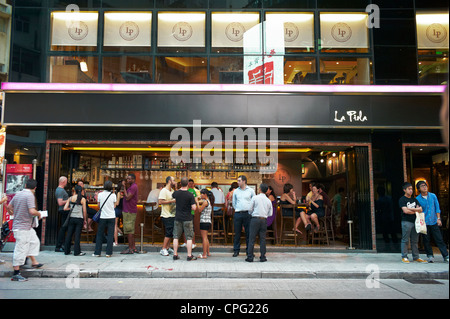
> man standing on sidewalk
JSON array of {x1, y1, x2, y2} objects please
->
[
  {"x1": 7, "y1": 179, "x2": 43, "y2": 281},
  {"x1": 398, "y1": 182, "x2": 428, "y2": 264},
  {"x1": 172, "y1": 177, "x2": 197, "y2": 261},
  {"x1": 54, "y1": 176, "x2": 69, "y2": 252},
  {"x1": 416, "y1": 181, "x2": 449, "y2": 263},
  {"x1": 246, "y1": 183, "x2": 273, "y2": 263},
  {"x1": 158, "y1": 176, "x2": 176, "y2": 256},
  {"x1": 232, "y1": 175, "x2": 255, "y2": 257},
  {"x1": 121, "y1": 173, "x2": 138, "y2": 254}
]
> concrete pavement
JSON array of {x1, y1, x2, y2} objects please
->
[{"x1": 1, "y1": 244, "x2": 448, "y2": 280}]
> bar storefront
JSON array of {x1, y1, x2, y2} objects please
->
[{"x1": 1, "y1": 82, "x2": 447, "y2": 252}]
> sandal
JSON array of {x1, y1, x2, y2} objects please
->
[
  {"x1": 32, "y1": 263, "x2": 44, "y2": 268},
  {"x1": 120, "y1": 248, "x2": 134, "y2": 254},
  {"x1": 198, "y1": 254, "x2": 207, "y2": 259}
]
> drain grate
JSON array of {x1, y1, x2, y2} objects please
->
[
  {"x1": 109, "y1": 296, "x2": 131, "y2": 299},
  {"x1": 404, "y1": 279, "x2": 444, "y2": 285}
]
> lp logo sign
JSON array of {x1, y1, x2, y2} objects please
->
[{"x1": 366, "y1": 4, "x2": 380, "y2": 29}]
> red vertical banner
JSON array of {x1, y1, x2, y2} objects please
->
[{"x1": 3, "y1": 164, "x2": 34, "y2": 242}]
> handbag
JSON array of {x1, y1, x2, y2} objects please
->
[
  {"x1": 61, "y1": 202, "x2": 75, "y2": 228},
  {"x1": 415, "y1": 212, "x2": 427, "y2": 235},
  {"x1": 93, "y1": 192, "x2": 112, "y2": 223}
]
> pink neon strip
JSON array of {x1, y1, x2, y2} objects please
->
[{"x1": 0, "y1": 82, "x2": 447, "y2": 94}]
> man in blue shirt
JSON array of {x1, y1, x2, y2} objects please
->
[
  {"x1": 232, "y1": 175, "x2": 255, "y2": 257},
  {"x1": 416, "y1": 181, "x2": 449, "y2": 263}
]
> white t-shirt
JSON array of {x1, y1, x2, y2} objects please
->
[{"x1": 97, "y1": 191, "x2": 117, "y2": 219}]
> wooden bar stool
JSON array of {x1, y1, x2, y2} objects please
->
[
  {"x1": 279, "y1": 204, "x2": 298, "y2": 246},
  {"x1": 311, "y1": 205, "x2": 330, "y2": 246},
  {"x1": 143, "y1": 202, "x2": 158, "y2": 244},
  {"x1": 210, "y1": 203, "x2": 227, "y2": 244}
]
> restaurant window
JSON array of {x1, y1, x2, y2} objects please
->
[
  {"x1": 284, "y1": 57, "x2": 316, "y2": 84},
  {"x1": 155, "y1": 56, "x2": 207, "y2": 83},
  {"x1": 265, "y1": 12, "x2": 315, "y2": 53},
  {"x1": 319, "y1": 12, "x2": 369, "y2": 53},
  {"x1": 210, "y1": 56, "x2": 243, "y2": 84},
  {"x1": 211, "y1": 12, "x2": 260, "y2": 54},
  {"x1": 319, "y1": 57, "x2": 372, "y2": 85},
  {"x1": 48, "y1": 56, "x2": 98, "y2": 83},
  {"x1": 416, "y1": 13, "x2": 449, "y2": 85},
  {"x1": 50, "y1": 11, "x2": 98, "y2": 52},
  {"x1": 103, "y1": 11, "x2": 152, "y2": 53},
  {"x1": 102, "y1": 56, "x2": 153, "y2": 83},
  {"x1": 157, "y1": 12, "x2": 206, "y2": 53}
]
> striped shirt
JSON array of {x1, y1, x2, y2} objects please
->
[
  {"x1": 10, "y1": 189, "x2": 36, "y2": 231},
  {"x1": 200, "y1": 199, "x2": 212, "y2": 224}
]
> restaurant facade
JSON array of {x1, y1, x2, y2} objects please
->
[{"x1": 0, "y1": 0, "x2": 448, "y2": 252}]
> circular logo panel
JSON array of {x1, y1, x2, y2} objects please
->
[
  {"x1": 172, "y1": 22, "x2": 193, "y2": 42},
  {"x1": 120, "y1": 21, "x2": 140, "y2": 41},
  {"x1": 68, "y1": 21, "x2": 88, "y2": 41},
  {"x1": 225, "y1": 22, "x2": 246, "y2": 42},
  {"x1": 426, "y1": 23, "x2": 447, "y2": 43},
  {"x1": 284, "y1": 22, "x2": 299, "y2": 42},
  {"x1": 331, "y1": 23, "x2": 352, "y2": 43}
]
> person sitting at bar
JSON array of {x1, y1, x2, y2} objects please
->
[
  {"x1": 280, "y1": 183, "x2": 305, "y2": 234},
  {"x1": 211, "y1": 182, "x2": 225, "y2": 216},
  {"x1": 306, "y1": 184, "x2": 325, "y2": 233}
]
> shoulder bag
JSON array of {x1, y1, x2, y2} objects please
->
[{"x1": 93, "y1": 192, "x2": 112, "y2": 223}]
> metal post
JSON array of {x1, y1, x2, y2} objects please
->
[
  {"x1": 347, "y1": 220, "x2": 355, "y2": 250},
  {"x1": 32, "y1": 159, "x2": 37, "y2": 179},
  {"x1": 137, "y1": 223, "x2": 147, "y2": 254}
]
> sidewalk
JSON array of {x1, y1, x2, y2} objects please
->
[{"x1": 1, "y1": 245, "x2": 448, "y2": 280}]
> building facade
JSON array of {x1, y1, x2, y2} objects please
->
[{"x1": 1, "y1": 0, "x2": 448, "y2": 252}]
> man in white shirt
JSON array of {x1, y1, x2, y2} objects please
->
[
  {"x1": 210, "y1": 182, "x2": 225, "y2": 216},
  {"x1": 246, "y1": 183, "x2": 273, "y2": 263},
  {"x1": 158, "y1": 176, "x2": 176, "y2": 256}
]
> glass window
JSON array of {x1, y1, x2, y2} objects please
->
[
  {"x1": 210, "y1": 0, "x2": 262, "y2": 9},
  {"x1": 102, "y1": 56, "x2": 153, "y2": 83},
  {"x1": 416, "y1": 13, "x2": 449, "y2": 51},
  {"x1": 210, "y1": 56, "x2": 243, "y2": 84},
  {"x1": 418, "y1": 57, "x2": 449, "y2": 85},
  {"x1": 157, "y1": 12, "x2": 206, "y2": 53},
  {"x1": 50, "y1": 11, "x2": 98, "y2": 52},
  {"x1": 211, "y1": 12, "x2": 260, "y2": 53},
  {"x1": 265, "y1": 12, "x2": 315, "y2": 53},
  {"x1": 320, "y1": 12, "x2": 369, "y2": 53},
  {"x1": 319, "y1": 57, "x2": 372, "y2": 85},
  {"x1": 48, "y1": 56, "x2": 98, "y2": 83},
  {"x1": 103, "y1": 11, "x2": 152, "y2": 53},
  {"x1": 263, "y1": 0, "x2": 315, "y2": 9},
  {"x1": 155, "y1": 56, "x2": 207, "y2": 83},
  {"x1": 284, "y1": 57, "x2": 316, "y2": 84}
]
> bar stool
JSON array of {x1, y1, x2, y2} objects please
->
[
  {"x1": 311, "y1": 205, "x2": 330, "y2": 246},
  {"x1": 279, "y1": 204, "x2": 298, "y2": 246},
  {"x1": 266, "y1": 206, "x2": 278, "y2": 245},
  {"x1": 225, "y1": 205, "x2": 234, "y2": 244},
  {"x1": 143, "y1": 202, "x2": 159, "y2": 244},
  {"x1": 210, "y1": 203, "x2": 227, "y2": 244}
]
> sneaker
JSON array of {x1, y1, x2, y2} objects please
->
[
  {"x1": 427, "y1": 256, "x2": 435, "y2": 263},
  {"x1": 180, "y1": 243, "x2": 186, "y2": 248},
  {"x1": 192, "y1": 244, "x2": 196, "y2": 249},
  {"x1": 245, "y1": 257, "x2": 253, "y2": 262},
  {"x1": 402, "y1": 258, "x2": 410, "y2": 264},
  {"x1": 167, "y1": 248, "x2": 174, "y2": 254},
  {"x1": 0, "y1": 259, "x2": 5, "y2": 264},
  {"x1": 187, "y1": 255, "x2": 197, "y2": 261},
  {"x1": 414, "y1": 258, "x2": 428, "y2": 263},
  {"x1": 74, "y1": 252, "x2": 86, "y2": 256},
  {"x1": 444, "y1": 256, "x2": 449, "y2": 263},
  {"x1": 11, "y1": 274, "x2": 28, "y2": 282},
  {"x1": 92, "y1": 254, "x2": 100, "y2": 257},
  {"x1": 173, "y1": 255, "x2": 180, "y2": 261},
  {"x1": 160, "y1": 249, "x2": 169, "y2": 256}
]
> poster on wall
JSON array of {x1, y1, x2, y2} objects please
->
[
  {"x1": 157, "y1": 12, "x2": 205, "y2": 47},
  {"x1": 51, "y1": 11, "x2": 99, "y2": 47},
  {"x1": 2, "y1": 164, "x2": 33, "y2": 242},
  {"x1": 243, "y1": 21, "x2": 285, "y2": 85},
  {"x1": 104, "y1": 12, "x2": 152, "y2": 47}
]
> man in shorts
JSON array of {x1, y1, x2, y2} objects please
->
[
  {"x1": 158, "y1": 176, "x2": 176, "y2": 256},
  {"x1": 172, "y1": 177, "x2": 197, "y2": 261},
  {"x1": 7, "y1": 179, "x2": 43, "y2": 282},
  {"x1": 121, "y1": 173, "x2": 138, "y2": 254}
]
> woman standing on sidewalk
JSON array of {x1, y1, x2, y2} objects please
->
[
  {"x1": 197, "y1": 189, "x2": 215, "y2": 259},
  {"x1": 63, "y1": 185, "x2": 87, "y2": 256},
  {"x1": 93, "y1": 180, "x2": 118, "y2": 257}
]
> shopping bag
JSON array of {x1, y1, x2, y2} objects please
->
[{"x1": 415, "y1": 212, "x2": 427, "y2": 235}]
